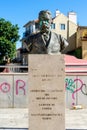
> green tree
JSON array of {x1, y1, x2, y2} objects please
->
[{"x1": 0, "y1": 18, "x2": 20, "y2": 64}]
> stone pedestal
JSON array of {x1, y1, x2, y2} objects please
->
[{"x1": 29, "y1": 54, "x2": 65, "y2": 130}]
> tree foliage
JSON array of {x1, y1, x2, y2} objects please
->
[{"x1": 0, "y1": 18, "x2": 20, "y2": 64}]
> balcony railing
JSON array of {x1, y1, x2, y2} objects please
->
[{"x1": 0, "y1": 64, "x2": 28, "y2": 73}]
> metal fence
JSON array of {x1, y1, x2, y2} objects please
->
[{"x1": 0, "y1": 64, "x2": 28, "y2": 73}]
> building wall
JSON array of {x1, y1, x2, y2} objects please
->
[
  {"x1": 0, "y1": 71, "x2": 87, "y2": 109},
  {"x1": 67, "y1": 21, "x2": 77, "y2": 51},
  {"x1": 82, "y1": 40, "x2": 87, "y2": 59},
  {"x1": 66, "y1": 74, "x2": 87, "y2": 108},
  {"x1": 76, "y1": 27, "x2": 87, "y2": 48},
  {"x1": 52, "y1": 14, "x2": 68, "y2": 39},
  {"x1": 23, "y1": 54, "x2": 28, "y2": 65},
  {"x1": 52, "y1": 13, "x2": 78, "y2": 51},
  {"x1": 0, "y1": 73, "x2": 28, "y2": 108},
  {"x1": 16, "y1": 49, "x2": 21, "y2": 59}
]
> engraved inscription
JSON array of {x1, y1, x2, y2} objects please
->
[{"x1": 29, "y1": 55, "x2": 65, "y2": 130}]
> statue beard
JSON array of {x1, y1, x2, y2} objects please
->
[
  {"x1": 41, "y1": 28, "x2": 50, "y2": 42},
  {"x1": 40, "y1": 25, "x2": 50, "y2": 35}
]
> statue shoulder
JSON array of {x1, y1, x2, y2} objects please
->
[
  {"x1": 29, "y1": 32, "x2": 41, "y2": 40},
  {"x1": 51, "y1": 31, "x2": 61, "y2": 41},
  {"x1": 51, "y1": 31, "x2": 60, "y2": 36}
]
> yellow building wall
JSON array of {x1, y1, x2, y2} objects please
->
[
  {"x1": 52, "y1": 13, "x2": 77, "y2": 51},
  {"x1": 82, "y1": 40, "x2": 87, "y2": 59},
  {"x1": 52, "y1": 14, "x2": 68, "y2": 39},
  {"x1": 68, "y1": 21, "x2": 77, "y2": 51},
  {"x1": 77, "y1": 28, "x2": 87, "y2": 48}
]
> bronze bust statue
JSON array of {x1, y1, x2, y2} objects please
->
[{"x1": 24, "y1": 10, "x2": 69, "y2": 54}]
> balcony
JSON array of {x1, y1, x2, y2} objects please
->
[{"x1": 22, "y1": 31, "x2": 30, "y2": 38}]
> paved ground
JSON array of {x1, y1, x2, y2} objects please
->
[
  {"x1": 66, "y1": 108, "x2": 87, "y2": 130},
  {"x1": 0, "y1": 108, "x2": 87, "y2": 129}
]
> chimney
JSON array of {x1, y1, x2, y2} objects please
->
[
  {"x1": 55, "y1": 9, "x2": 60, "y2": 17},
  {"x1": 68, "y1": 11, "x2": 77, "y2": 24}
]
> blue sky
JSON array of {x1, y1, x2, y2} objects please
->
[{"x1": 0, "y1": 0, "x2": 87, "y2": 48}]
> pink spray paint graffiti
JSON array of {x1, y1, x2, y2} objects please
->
[
  {"x1": 72, "y1": 79, "x2": 83, "y2": 106},
  {"x1": 65, "y1": 78, "x2": 83, "y2": 106},
  {"x1": 0, "y1": 79, "x2": 26, "y2": 95},
  {"x1": 0, "y1": 82, "x2": 10, "y2": 93},
  {"x1": 81, "y1": 84, "x2": 87, "y2": 95},
  {"x1": 16, "y1": 79, "x2": 26, "y2": 95}
]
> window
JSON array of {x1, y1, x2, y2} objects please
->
[
  {"x1": 51, "y1": 23, "x2": 55, "y2": 29},
  {"x1": 60, "y1": 24, "x2": 65, "y2": 30}
]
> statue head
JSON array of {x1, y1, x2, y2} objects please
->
[{"x1": 38, "y1": 10, "x2": 52, "y2": 34}]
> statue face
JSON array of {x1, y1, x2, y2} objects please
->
[
  {"x1": 39, "y1": 19, "x2": 51, "y2": 33},
  {"x1": 39, "y1": 11, "x2": 52, "y2": 34}
]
